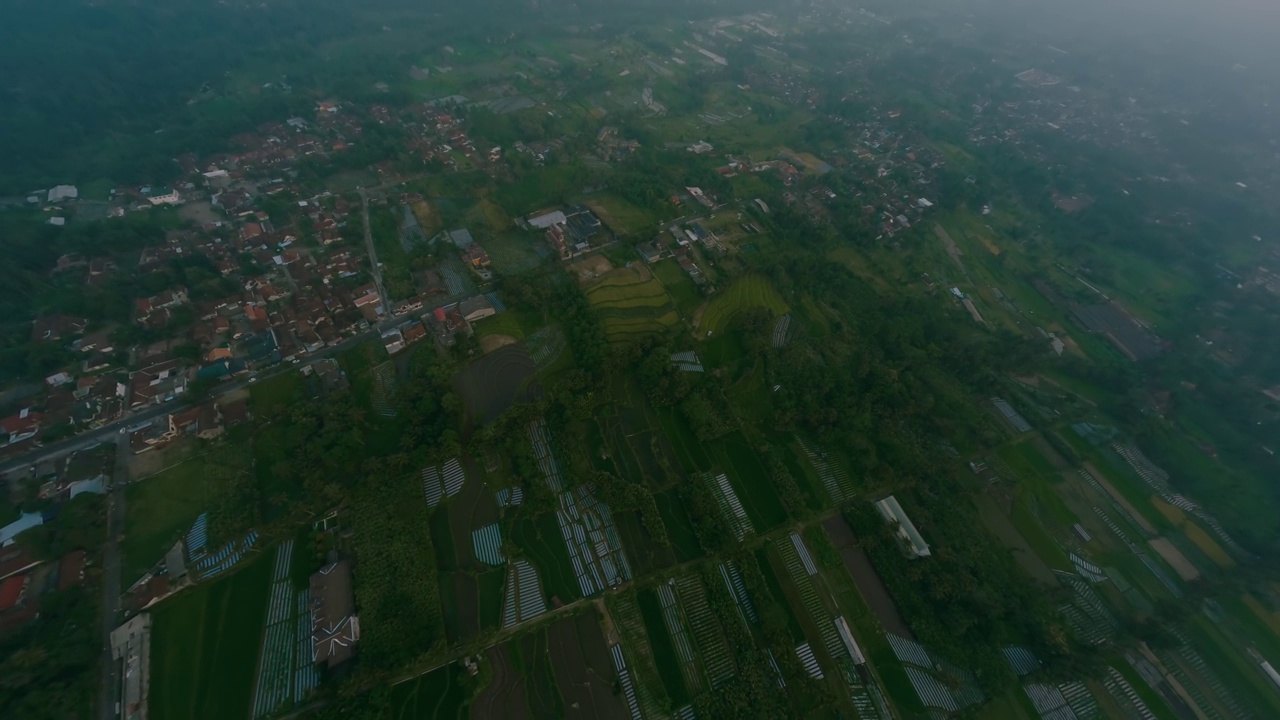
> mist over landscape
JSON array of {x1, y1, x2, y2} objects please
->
[{"x1": 2, "y1": 2, "x2": 1280, "y2": 719}]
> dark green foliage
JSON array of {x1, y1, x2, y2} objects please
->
[
  {"x1": 349, "y1": 470, "x2": 445, "y2": 674},
  {"x1": 0, "y1": 586, "x2": 99, "y2": 720}
]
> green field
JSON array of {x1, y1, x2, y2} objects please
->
[
  {"x1": 150, "y1": 554, "x2": 272, "y2": 720},
  {"x1": 584, "y1": 267, "x2": 681, "y2": 343},
  {"x1": 123, "y1": 456, "x2": 208, "y2": 584},
  {"x1": 708, "y1": 432, "x2": 787, "y2": 531},
  {"x1": 637, "y1": 587, "x2": 691, "y2": 705},
  {"x1": 248, "y1": 370, "x2": 306, "y2": 413},
  {"x1": 388, "y1": 663, "x2": 473, "y2": 720},
  {"x1": 651, "y1": 258, "x2": 704, "y2": 318},
  {"x1": 472, "y1": 306, "x2": 539, "y2": 341},
  {"x1": 700, "y1": 274, "x2": 788, "y2": 336},
  {"x1": 510, "y1": 511, "x2": 582, "y2": 604},
  {"x1": 584, "y1": 194, "x2": 657, "y2": 236}
]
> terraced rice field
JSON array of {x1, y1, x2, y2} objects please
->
[
  {"x1": 585, "y1": 267, "x2": 681, "y2": 343},
  {"x1": 701, "y1": 275, "x2": 789, "y2": 336}
]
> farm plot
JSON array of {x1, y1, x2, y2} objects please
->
[
  {"x1": 673, "y1": 573, "x2": 736, "y2": 688},
  {"x1": 421, "y1": 458, "x2": 467, "y2": 509},
  {"x1": 795, "y1": 435, "x2": 856, "y2": 504},
  {"x1": 585, "y1": 266, "x2": 681, "y2": 343},
  {"x1": 700, "y1": 274, "x2": 788, "y2": 336},
  {"x1": 773, "y1": 535, "x2": 891, "y2": 719},
  {"x1": 548, "y1": 611, "x2": 630, "y2": 720},
  {"x1": 440, "y1": 572, "x2": 481, "y2": 644},
  {"x1": 651, "y1": 258, "x2": 704, "y2": 318},
  {"x1": 584, "y1": 195, "x2": 656, "y2": 236},
  {"x1": 611, "y1": 591, "x2": 675, "y2": 718},
  {"x1": 525, "y1": 326, "x2": 567, "y2": 369},
  {"x1": 251, "y1": 541, "x2": 318, "y2": 718},
  {"x1": 456, "y1": 345, "x2": 539, "y2": 423},
  {"x1": 527, "y1": 420, "x2": 633, "y2": 597},
  {"x1": 472, "y1": 644, "x2": 531, "y2": 720},
  {"x1": 708, "y1": 432, "x2": 787, "y2": 531},
  {"x1": 370, "y1": 361, "x2": 400, "y2": 418},
  {"x1": 150, "y1": 553, "x2": 272, "y2": 720},
  {"x1": 702, "y1": 471, "x2": 754, "y2": 541},
  {"x1": 502, "y1": 559, "x2": 549, "y2": 628},
  {"x1": 514, "y1": 628, "x2": 566, "y2": 720},
  {"x1": 391, "y1": 662, "x2": 474, "y2": 720}
]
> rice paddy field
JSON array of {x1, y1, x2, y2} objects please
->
[
  {"x1": 150, "y1": 554, "x2": 273, "y2": 720},
  {"x1": 700, "y1": 274, "x2": 789, "y2": 336},
  {"x1": 584, "y1": 266, "x2": 681, "y2": 343}
]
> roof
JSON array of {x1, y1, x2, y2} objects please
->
[
  {"x1": 446, "y1": 228, "x2": 475, "y2": 248},
  {"x1": 527, "y1": 210, "x2": 567, "y2": 229},
  {"x1": 310, "y1": 560, "x2": 358, "y2": 667},
  {"x1": 0, "y1": 513, "x2": 45, "y2": 547},
  {"x1": 875, "y1": 495, "x2": 931, "y2": 558},
  {"x1": 0, "y1": 575, "x2": 26, "y2": 611}
]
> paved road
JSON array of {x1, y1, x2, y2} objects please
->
[
  {"x1": 0, "y1": 310, "x2": 433, "y2": 477},
  {"x1": 97, "y1": 433, "x2": 130, "y2": 720},
  {"x1": 359, "y1": 188, "x2": 392, "y2": 313}
]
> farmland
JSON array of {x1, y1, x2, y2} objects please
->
[
  {"x1": 122, "y1": 455, "x2": 209, "y2": 584},
  {"x1": 699, "y1": 275, "x2": 789, "y2": 336},
  {"x1": 43, "y1": 9, "x2": 1280, "y2": 720},
  {"x1": 149, "y1": 554, "x2": 272, "y2": 720},
  {"x1": 584, "y1": 265, "x2": 681, "y2": 343}
]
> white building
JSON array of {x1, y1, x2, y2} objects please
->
[
  {"x1": 48, "y1": 185, "x2": 79, "y2": 203},
  {"x1": 874, "y1": 495, "x2": 931, "y2": 558},
  {"x1": 145, "y1": 188, "x2": 182, "y2": 206}
]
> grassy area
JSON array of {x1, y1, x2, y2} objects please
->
[
  {"x1": 1009, "y1": 498, "x2": 1073, "y2": 572},
  {"x1": 248, "y1": 370, "x2": 306, "y2": 413},
  {"x1": 150, "y1": 554, "x2": 272, "y2": 720},
  {"x1": 650, "y1": 258, "x2": 704, "y2": 318},
  {"x1": 472, "y1": 306, "x2": 539, "y2": 341},
  {"x1": 583, "y1": 194, "x2": 656, "y2": 236},
  {"x1": 700, "y1": 274, "x2": 788, "y2": 336},
  {"x1": 122, "y1": 456, "x2": 208, "y2": 585}
]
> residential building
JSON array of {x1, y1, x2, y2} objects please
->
[
  {"x1": 874, "y1": 495, "x2": 931, "y2": 559},
  {"x1": 310, "y1": 561, "x2": 359, "y2": 668}
]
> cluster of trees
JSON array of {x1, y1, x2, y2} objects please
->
[
  {"x1": 844, "y1": 499, "x2": 1066, "y2": 695},
  {"x1": 0, "y1": 585, "x2": 100, "y2": 720},
  {"x1": 348, "y1": 468, "x2": 446, "y2": 675},
  {"x1": 589, "y1": 471, "x2": 668, "y2": 547}
]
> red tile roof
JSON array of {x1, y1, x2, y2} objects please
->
[{"x1": 0, "y1": 575, "x2": 26, "y2": 611}]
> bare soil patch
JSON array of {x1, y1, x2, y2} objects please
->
[
  {"x1": 1084, "y1": 461, "x2": 1157, "y2": 535},
  {"x1": 1148, "y1": 537, "x2": 1201, "y2": 581},
  {"x1": 548, "y1": 612, "x2": 628, "y2": 720},
  {"x1": 822, "y1": 515, "x2": 914, "y2": 636},
  {"x1": 566, "y1": 255, "x2": 615, "y2": 284},
  {"x1": 178, "y1": 201, "x2": 222, "y2": 225},
  {"x1": 481, "y1": 334, "x2": 519, "y2": 353}
]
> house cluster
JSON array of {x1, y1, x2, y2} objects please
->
[
  {"x1": 524, "y1": 206, "x2": 607, "y2": 260},
  {"x1": 129, "y1": 398, "x2": 249, "y2": 454},
  {"x1": 596, "y1": 126, "x2": 641, "y2": 161},
  {"x1": 0, "y1": 545, "x2": 87, "y2": 633}
]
